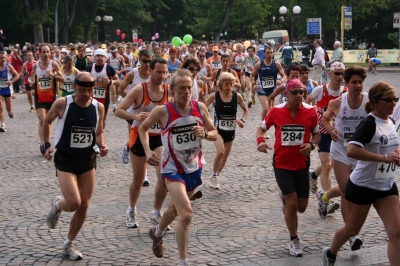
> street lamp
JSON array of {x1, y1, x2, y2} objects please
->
[
  {"x1": 279, "y1": 5, "x2": 301, "y2": 43},
  {"x1": 95, "y1": 15, "x2": 113, "y2": 42}
]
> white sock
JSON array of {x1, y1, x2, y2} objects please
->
[
  {"x1": 127, "y1": 206, "x2": 136, "y2": 212},
  {"x1": 180, "y1": 259, "x2": 189, "y2": 265},
  {"x1": 152, "y1": 209, "x2": 161, "y2": 216},
  {"x1": 113, "y1": 104, "x2": 117, "y2": 108},
  {"x1": 64, "y1": 239, "x2": 72, "y2": 246}
]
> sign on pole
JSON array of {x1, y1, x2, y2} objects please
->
[
  {"x1": 307, "y1": 18, "x2": 322, "y2": 39},
  {"x1": 344, "y1": 6, "x2": 352, "y2": 30},
  {"x1": 132, "y1": 29, "x2": 138, "y2": 41},
  {"x1": 394, "y1": 12, "x2": 400, "y2": 28}
]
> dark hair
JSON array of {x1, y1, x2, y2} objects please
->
[
  {"x1": 286, "y1": 65, "x2": 302, "y2": 76},
  {"x1": 38, "y1": 43, "x2": 52, "y2": 53},
  {"x1": 139, "y1": 49, "x2": 151, "y2": 59},
  {"x1": 221, "y1": 54, "x2": 230, "y2": 60},
  {"x1": 150, "y1": 57, "x2": 167, "y2": 70},
  {"x1": 299, "y1": 64, "x2": 310, "y2": 72},
  {"x1": 264, "y1": 46, "x2": 273, "y2": 52},
  {"x1": 343, "y1": 65, "x2": 367, "y2": 83},
  {"x1": 182, "y1": 56, "x2": 201, "y2": 69},
  {"x1": 77, "y1": 44, "x2": 85, "y2": 51},
  {"x1": 365, "y1": 81, "x2": 395, "y2": 113},
  {"x1": 247, "y1": 45, "x2": 255, "y2": 52},
  {"x1": 63, "y1": 55, "x2": 73, "y2": 63}
]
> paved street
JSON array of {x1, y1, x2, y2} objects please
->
[{"x1": 1, "y1": 72, "x2": 400, "y2": 265}]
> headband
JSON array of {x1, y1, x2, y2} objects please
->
[{"x1": 74, "y1": 78, "x2": 95, "y2": 87}]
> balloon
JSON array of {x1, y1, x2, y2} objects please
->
[
  {"x1": 202, "y1": 34, "x2": 205, "y2": 38},
  {"x1": 183, "y1": 34, "x2": 193, "y2": 44},
  {"x1": 133, "y1": 37, "x2": 138, "y2": 42},
  {"x1": 138, "y1": 39, "x2": 143, "y2": 43},
  {"x1": 116, "y1": 29, "x2": 121, "y2": 36},
  {"x1": 155, "y1": 35, "x2": 159, "y2": 39},
  {"x1": 155, "y1": 33, "x2": 159, "y2": 36},
  {"x1": 233, "y1": 43, "x2": 237, "y2": 51},
  {"x1": 151, "y1": 36, "x2": 155, "y2": 41},
  {"x1": 121, "y1": 33, "x2": 126, "y2": 40},
  {"x1": 171, "y1": 36, "x2": 182, "y2": 47},
  {"x1": 243, "y1": 41, "x2": 251, "y2": 48}
]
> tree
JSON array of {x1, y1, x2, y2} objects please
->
[
  {"x1": 60, "y1": 0, "x2": 78, "y2": 44},
  {"x1": 22, "y1": 0, "x2": 53, "y2": 43}
]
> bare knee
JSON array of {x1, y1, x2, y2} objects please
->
[
  {"x1": 387, "y1": 226, "x2": 400, "y2": 241},
  {"x1": 64, "y1": 199, "x2": 82, "y2": 212},
  {"x1": 179, "y1": 209, "x2": 193, "y2": 227},
  {"x1": 321, "y1": 160, "x2": 332, "y2": 171},
  {"x1": 216, "y1": 150, "x2": 225, "y2": 158},
  {"x1": 286, "y1": 200, "x2": 298, "y2": 213}
]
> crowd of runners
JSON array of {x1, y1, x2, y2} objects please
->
[{"x1": 0, "y1": 38, "x2": 399, "y2": 266}]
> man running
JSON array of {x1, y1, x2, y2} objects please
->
[
  {"x1": 230, "y1": 43, "x2": 246, "y2": 100},
  {"x1": 74, "y1": 45, "x2": 90, "y2": 71},
  {"x1": 44, "y1": 72, "x2": 108, "y2": 260},
  {"x1": 59, "y1": 55, "x2": 80, "y2": 97},
  {"x1": 140, "y1": 68, "x2": 217, "y2": 265},
  {"x1": 106, "y1": 45, "x2": 125, "y2": 112},
  {"x1": 0, "y1": 50, "x2": 20, "y2": 132},
  {"x1": 29, "y1": 43, "x2": 64, "y2": 153},
  {"x1": 115, "y1": 58, "x2": 169, "y2": 229},
  {"x1": 242, "y1": 45, "x2": 260, "y2": 108},
  {"x1": 256, "y1": 79, "x2": 320, "y2": 257},
  {"x1": 20, "y1": 50, "x2": 36, "y2": 112},
  {"x1": 206, "y1": 46, "x2": 222, "y2": 72}
]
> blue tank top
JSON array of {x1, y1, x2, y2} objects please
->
[
  {"x1": 257, "y1": 60, "x2": 278, "y2": 91},
  {"x1": 306, "y1": 79, "x2": 314, "y2": 94},
  {"x1": 168, "y1": 59, "x2": 179, "y2": 75},
  {"x1": 0, "y1": 63, "x2": 12, "y2": 96},
  {"x1": 257, "y1": 46, "x2": 264, "y2": 61}
]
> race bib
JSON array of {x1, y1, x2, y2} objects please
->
[
  {"x1": 343, "y1": 132, "x2": 354, "y2": 148},
  {"x1": 236, "y1": 60, "x2": 243, "y2": 69},
  {"x1": 38, "y1": 77, "x2": 52, "y2": 89},
  {"x1": 262, "y1": 77, "x2": 274, "y2": 89},
  {"x1": 63, "y1": 83, "x2": 74, "y2": 92},
  {"x1": 212, "y1": 61, "x2": 221, "y2": 69},
  {"x1": 375, "y1": 162, "x2": 397, "y2": 179},
  {"x1": 171, "y1": 123, "x2": 199, "y2": 151},
  {"x1": 28, "y1": 77, "x2": 32, "y2": 83},
  {"x1": 218, "y1": 115, "x2": 236, "y2": 131},
  {"x1": 93, "y1": 87, "x2": 106, "y2": 98},
  {"x1": 149, "y1": 121, "x2": 161, "y2": 134},
  {"x1": 70, "y1": 126, "x2": 94, "y2": 148},
  {"x1": 281, "y1": 125, "x2": 305, "y2": 146},
  {"x1": 0, "y1": 79, "x2": 8, "y2": 88}
]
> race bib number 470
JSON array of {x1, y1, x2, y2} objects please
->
[
  {"x1": 280, "y1": 125, "x2": 305, "y2": 146},
  {"x1": 70, "y1": 126, "x2": 94, "y2": 148}
]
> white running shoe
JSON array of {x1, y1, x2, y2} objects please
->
[
  {"x1": 316, "y1": 189, "x2": 328, "y2": 218},
  {"x1": 150, "y1": 211, "x2": 170, "y2": 231},
  {"x1": 126, "y1": 209, "x2": 139, "y2": 228},
  {"x1": 62, "y1": 242, "x2": 83, "y2": 260},
  {"x1": 0, "y1": 123, "x2": 7, "y2": 132},
  {"x1": 289, "y1": 239, "x2": 303, "y2": 257},
  {"x1": 322, "y1": 247, "x2": 336, "y2": 265},
  {"x1": 208, "y1": 175, "x2": 220, "y2": 189},
  {"x1": 46, "y1": 196, "x2": 62, "y2": 229}
]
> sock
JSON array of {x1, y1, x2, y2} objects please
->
[
  {"x1": 155, "y1": 226, "x2": 165, "y2": 237},
  {"x1": 152, "y1": 209, "x2": 161, "y2": 216},
  {"x1": 311, "y1": 171, "x2": 318, "y2": 180},
  {"x1": 55, "y1": 199, "x2": 61, "y2": 211},
  {"x1": 113, "y1": 104, "x2": 117, "y2": 108},
  {"x1": 179, "y1": 259, "x2": 189, "y2": 265},
  {"x1": 212, "y1": 172, "x2": 217, "y2": 176},
  {"x1": 127, "y1": 206, "x2": 136, "y2": 212},
  {"x1": 64, "y1": 239, "x2": 72, "y2": 246},
  {"x1": 290, "y1": 235, "x2": 298, "y2": 241},
  {"x1": 326, "y1": 248, "x2": 337, "y2": 261},
  {"x1": 322, "y1": 192, "x2": 330, "y2": 203}
]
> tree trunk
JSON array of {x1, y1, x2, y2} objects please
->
[
  {"x1": 61, "y1": 0, "x2": 78, "y2": 44},
  {"x1": 214, "y1": 0, "x2": 234, "y2": 43},
  {"x1": 150, "y1": 4, "x2": 158, "y2": 39},
  {"x1": 83, "y1": 0, "x2": 99, "y2": 42}
]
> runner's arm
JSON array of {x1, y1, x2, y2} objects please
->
[
  {"x1": 250, "y1": 62, "x2": 260, "y2": 85},
  {"x1": 43, "y1": 98, "x2": 67, "y2": 143},
  {"x1": 275, "y1": 61, "x2": 286, "y2": 84},
  {"x1": 204, "y1": 92, "x2": 215, "y2": 107},
  {"x1": 236, "y1": 94, "x2": 248, "y2": 128},
  {"x1": 322, "y1": 98, "x2": 341, "y2": 141},
  {"x1": 198, "y1": 102, "x2": 217, "y2": 141},
  {"x1": 95, "y1": 102, "x2": 108, "y2": 157},
  {"x1": 269, "y1": 84, "x2": 285, "y2": 100},
  {"x1": 52, "y1": 61, "x2": 65, "y2": 83},
  {"x1": 7, "y1": 64, "x2": 20, "y2": 84},
  {"x1": 115, "y1": 84, "x2": 143, "y2": 121},
  {"x1": 118, "y1": 70, "x2": 134, "y2": 97}
]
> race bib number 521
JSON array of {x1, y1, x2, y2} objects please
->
[{"x1": 70, "y1": 126, "x2": 94, "y2": 148}]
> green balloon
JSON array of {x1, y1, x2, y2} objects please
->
[
  {"x1": 172, "y1": 36, "x2": 182, "y2": 47},
  {"x1": 183, "y1": 34, "x2": 193, "y2": 44}
]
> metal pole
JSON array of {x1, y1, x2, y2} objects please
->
[
  {"x1": 55, "y1": 0, "x2": 60, "y2": 45},
  {"x1": 291, "y1": 15, "x2": 294, "y2": 43},
  {"x1": 398, "y1": 28, "x2": 400, "y2": 49},
  {"x1": 341, "y1": 6, "x2": 344, "y2": 48}
]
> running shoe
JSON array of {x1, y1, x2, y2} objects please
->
[
  {"x1": 316, "y1": 189, "x2": 328, "y2": 218},
  {"x1": 309, "y1": 172, "x2": 318, "y2": 194},
  {"x1": 40, "y1": 143, "x2": 46, "y2": 155},
  {"x1": 208, "y1": 175, "x2": 220, "y2": 189},
  {"x1": 122, "y1": 144, "x2": 129, "y2": 164},
  {"x1": 29, "y1": 107, "x2": 35, "y2": 112},
  {"x1": 8, "y1": 111, "x2": 13, "y2": 118},
  {"x1": 190, "y1": 190, "x2": 203, "y2": 201},
  {"x1": 265, "y1": 133, "x2": 270, "y2": 139},
  {"x1": 180, "y1": 260, "x2": 191, "y2": 266},
  {"x1": 288, "y1": 238, "x2": 303, "y2": 257},
  {"x1": 279, "y1": 191, "x2": 286, "y2": 215},
  {"x1": 349, "y1": 236, "x2": 363, "y2": 251},
  {"x1": 46, "y1": 196, "x2": 62, "y2": 229},
  {"x1": 327, "y1": 202, "x2": 340, "y2": 214},
  {"x1": 252, "y1": 97, "x2": 256, "y2": 105},
  {"x1": 93, "y1": 144, "x2": 100, "y2": 154},
  {"x1": 0, "y1": 124, "x2": 6, "y2": 132},
  {"x1": 242, "y1": 93, "x2": 247, "y2": 102},
  {"x1": 322, "y1": 247, "x2": 336, "y2": 266},
  {"x1": 143, "y1": 178, "x2": 150, "y2": 186},
  {"x1": 150, "y1": 211, "x2": 171, "y2": 231},
  {"x1": 62, "y1": 242, "x2": 83, "y2": 260},
  {"x1": 248, "y1": 101, "x2": 252, "y2": 108},
  {"x1": 149, "y1": 226, "x2": 164, "y2": 258},
  {"x1": 126, "y1": 208, "x2": 139, "y2": 228}
]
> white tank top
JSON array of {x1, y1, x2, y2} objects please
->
[
  {"x1": 234, "y1": 53, "x2": 245, "y2": 71},
  {"x1": 191, "y1": 79, "x2": 199, "y2": 100},
  {"x1": 109, "y1": 56, "x2": 120, "y2": 71},
  {"x1": 60, "y1": 67, "x2": 76, "y2": 92},
  {"x1": 199, "y1": 63, "x2": 208, "y2": 79},
  {"x1": 220, "y1": 50, "x2": 230, "y2": 56},
  {"x1": 334, "y1": 92, "x2": 368, "y2": 147},
  {"x1": 36, "y1": 60, "x2": 54, "y2": 90},
  {"x1": 127, "y1": 67, "x2": 151, "y2": 113},
  {"x1": 125, "y1": 53, "x2": 135, "y2": 71},
  {"x1": 90, "y1": 63, "x2": 108, "y2": 100}
]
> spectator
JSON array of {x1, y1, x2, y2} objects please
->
[
  {"x1": 11, "y1": 48, "x2": 24, "y2": 93},
  {"x1": 0, "y1": 29, "x2": 5, "y2": 51},
  {"x1": 366, "y1": 58, "x2": 381, "y2": 73},
  {"x1": 302, "y1": 43, "x2": 310, "y2": 66},
  {"x1": 329, "y1": 41, "x2": 343, "y2": 64},
  {"x1": 281, "y1": 42, "x2": 293, "y2": 68},
  {"x1": 311, "y1": 39, "x2": 325, "y2": 85},
  {"x1": 366, "y1": 43, "x2": 377, "y2": 59}
]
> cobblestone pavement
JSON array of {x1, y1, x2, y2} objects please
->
[{"x1": 1, "y1": 73, "x2": 400, "y2": 265}]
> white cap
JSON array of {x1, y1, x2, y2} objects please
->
[
  {"x1": 85, "y1": 48, "x2": 92, "y2": 53},
  {"x1": 94, "y1": 49, "x2": 107, "y2": 56},
  {"x1": 61, "y1": 47, "x2": 67, "y2": 53}
]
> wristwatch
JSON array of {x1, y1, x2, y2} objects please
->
[
  {"x1": 309, "y1": 142, "x2": 316, "y2": 150},
  {"x1": 240, "y1": 118, "x2": 246, "y2": 123},
  {"x1": 204, "y1": 130, "x2": 208, "y2": 139}
]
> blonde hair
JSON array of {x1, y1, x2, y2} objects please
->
[
  {"x1": 365, "y1": 81, "x2": 396, "y2": 113},
  {"x1": 217, "y1": 72, "x2": 236, "y2": 90}
]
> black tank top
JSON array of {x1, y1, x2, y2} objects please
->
[
  {"x1": 214, "y1": 90, "x2": 238, "y2": 130},
  {"x1": 74, "y1": 56, "x2": 88, "y2": 71}
]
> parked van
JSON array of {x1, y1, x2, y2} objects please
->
[{"x1": 262, "y1": 30, "x2": 289, "y2": 51}]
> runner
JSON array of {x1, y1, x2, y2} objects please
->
[
  {"x1": 166, "y1": 48, "x2": 181, "y2": 81},
  {"x1": 299, "y1": 64, "x2": 318, "y2": 96},
  {"x1": 140, "y1": 68, "x2": 217, "y2": 265},
  {"x1": 210, "y1": 54, "x2": 241, "y2": 92},
  {"x1": 268, "y1": 65, "x2": 304, "y2": 104},
  {"x1": 0, "y1": 50, "x2": 20, "y2": 132},
  {"x1": 256, "y1": 79, "x2": 320, "y2": 257},
  {"x1": 305, "y1": 62, "x2": 347, "y2": 212},
  {"x1": 74, "y1": 45, "x2": 90, "y2": 71},
  {"x1": 59, "y1": 56, "x2": 80, "y2": 97},
  {"x1": 181, "y1": 56, "x2": 205, "y2": 102},
  {"x1": 43, "y1": 72, "x2": 108, "y2": 260},
  {"x1": 206, "y1": 46, "x2": 222, "y2": 72},
  {"x1": 230, "y1": 43, "x2": 246, "y2": 99},
  {"x1": 250, "y1": 46, "x2": 286, "y2": 124},
  {"x1": 29, "y1": 43, "x2": 64, "y2": 153},
  {"x1": 115, "y1": 57, "x2": 169, "y2": 229},
  {"x1": 318, "y1": 66, "x2": 367, "y2": 250},
  {"x1": 205, "y1": 72, "x2": 248, "y2": 189},
  {"x1": 117, "y1": 49, "x2": 152, "y2": 186},
  {"x1": 323, "y1": 81, "x2": 400, "y2": 266},
  {"x1": 197, "y1": 49, "x2": 212, "y2": 91},
  {"x1": 20, "y1": 50, "x2": 36, "y2": 112},
  {"x1": 125, "y1": 45, "x2": 135, "y2": 74},
  {"x1": 242, "y1": 45, "x2": 260, "y2": 108},
  {"x1": 106, "y1": 45, "x2": 125, "y2": 112}
]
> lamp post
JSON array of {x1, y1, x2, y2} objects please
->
[
  {"x1": 55, "y1": 0, "x2": 60, "y2": 44},
  {"x1": 279, "y1": 6, "x2": 301, "y2": 43},
  {"x1": 95, "y1": 15, "x2": 113, "y2": 42}
]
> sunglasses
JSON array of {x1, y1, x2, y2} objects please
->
[
  {"x1": 333, "y1": 72, "x2": 344, "y2": 76},
  {"x1": 141, "y1": 59, "x2": 151, "y2": 64},
  {"x1": 198, "y1": 55, "x2": 205, "y2": 58},
  {"x1": 289, "y1": 89, "x2": 305, "y2": 95},
  {"x1": 187, "y1": 67, "x2": 200, "y2": 72},
  {"x1": 379, "y1": 97, "x2": 399, "y2": 103}
]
